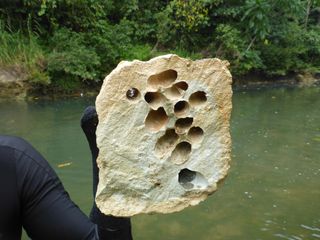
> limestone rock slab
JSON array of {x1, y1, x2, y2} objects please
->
[{"x1": 95, "y1": 54, "x2": 232, "y2": 217}]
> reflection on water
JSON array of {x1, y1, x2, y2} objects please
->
[{"x1": 0, "y1": 86, "x2": 319, "y2": 240}]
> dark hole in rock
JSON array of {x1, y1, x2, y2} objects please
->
[
  {"x1": 145, "y1": 107, "x2": 169, "y2": 132},
  {"x1": 126, "y1": 88, "x2": 140, "y2": 100},
  {"x1": 174, "y1": 100, "x2": 190, "y2": 116},
  {"x1": 164, "y1": 86, "x2": 181, "y2": 100},
  {"x1": 144, "y1": 92, "x2": 155, "y2": 103},
  {"x1": 187, "y1": 126, "x2": 204, "y2": 144},
  {"x1": 175, "y1": 117, "x2": 193, "y2": 134},
  {"x1": 144, "y1": 92, "x2": 165, "y2": 109},
  {"x1": 147, "y1": 69, "x2": 178, "y2": 90},
  {"x1": 164, "y1": 81, "x2": 189, "y2": 100},
  {"x1": 178, "y1": 169, "x2": 209, "y2": 190},
  {"x1": 155, "y1": 129, "x2": 179, "y2": 158},
  {"x1": 179, "y1": 168, "x2": 196, "y2": 184},
  {"x1": 170, "y1": 141, "x2": 192, "y2": 164},
  {"x1": 189, "y1": 91, "x2": 207, "y2": 106},
  {"x1": 174, "y1": 81, "x2": 188, "y2": 91}
]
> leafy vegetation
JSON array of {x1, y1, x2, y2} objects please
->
[
  {"x1": 0, "y1": 21, "x2": 49, "y2": 84},
  {"x1": 0, "y1": 0, "x2": 319, "y2": 90}
]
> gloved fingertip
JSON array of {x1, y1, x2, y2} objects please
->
[{"x1": 81, "y1": 106, "x2": 98, "y2": 128}]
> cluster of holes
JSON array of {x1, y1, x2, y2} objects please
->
[
  {"x1": 143, "y1": 69, "x2": 207, "y2": 165},
  {"x1": 143, "y1": 69, "x2": 191, "y2": 132},
  {"x1": 125, "y1": 69, "x2": 208, "y2": 190}
]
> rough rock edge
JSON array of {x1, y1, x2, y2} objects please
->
[{"x1": 95, "y1": 54, "x2": 233, "y2": 216}]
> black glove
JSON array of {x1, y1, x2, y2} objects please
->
[{"x1": 81, "y1": 106, "x2": 133, "y2": 240}]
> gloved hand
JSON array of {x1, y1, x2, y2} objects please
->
[{"x1": 81, "y1": 106, "x2": 133, "y2": 240}]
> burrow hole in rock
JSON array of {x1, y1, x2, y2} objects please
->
[
  {"x1": 145, "y1": 107, "x2": 169, "y2": 132},
  {"x1": 147, "y1": 69, "x2": 178, "y2": 90},
  {"x1": 170, "y1": 141, "x2": 192, "y2": 165},
  {"x1": 164, "y1": 86, "x2": 182, "y2": 100},
  {"x1": 174, "y1": 100, "x2": 190, "y2": 117},
  {"x1": 187, "y1": 126, "x2": 204, "y2": 144},
  {"x1": 175, "y1": 117, "x2": 193, "y2": 134},
  {"x1": 155, "y1": 129, "x2": 179, "y2": 158},
  {"x1": 178, "y1": 168, "x2": 209, "y2": 190},
  {"x1": 174, "y1": 81, "x2": 188, "y2": 91},
  {"x1": 189, "y1": 91, "x2": 207, "y2": 106},
  {"x1": 126, "y1": 88, "x2": 140, "y2": 100},
  {"x1": 144, "y1": 92, "x2": 165, "y2": 110},
  {"x1": 164, "y1": 81, "x2": 189, "y2": 100}
]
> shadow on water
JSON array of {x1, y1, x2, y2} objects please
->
[{"x1": 0, "y1": 86, "x2": 319, "y2": 240}]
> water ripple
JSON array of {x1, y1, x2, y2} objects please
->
[{"x1": 300, "y1": 224, "x2": 320, "y2": 232}]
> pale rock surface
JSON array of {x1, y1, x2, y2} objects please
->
[
  {"x1": 95, "y1": 54, "x2": 232, "y2": 217},
  {"x1": 0, "y1": 68, "x2": 28, "y2": 99}
]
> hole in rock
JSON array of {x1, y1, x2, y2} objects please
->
[
  {"x1": 147, "y1": 69, "x2": 178, "y2": 90},
  {"x1": 126, "y1": 88, "x2": 140, "y2": 100},
  {"x1": 174, "y1": 81, "x2": 188, "y2": 91},
  {"x1": 170, "y1": 141, "x2": 192, "y2": 165},
  {"x1": 174, "y1": 101, "x2": 190, "y2": 117},
  {"x1": 175, "y1": 117, "x2": 193, "y2": 134},
  {"x1": 164, "y1": 81, "x2": 189, "y2": 100},
  {"x1": 145, "y1": 107, "x2": 169, "y2": 132},
  {"x1": 155, "y1": 129, "x2": 179, "y2": 158},
  {"x1": 187, "y1": 127, "x2": 204, "y2": 144},
  {"x1": 164, "y1": 86, "x2": 182, "y2": 100},
  {"x1": 144, "y1": 92, "x2": 165, "y2": 109},
  {"x1": 178, "y1": 168, "x2": 209, "y2": 190},
  {"x1": 179, "y1": 168, "x2": 196, "y2": 184},
  {"x1": 189, "y1": 91, "x2": 207, "y2": 106}
]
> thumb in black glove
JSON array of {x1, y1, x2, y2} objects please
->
[{"x1": 81, "y1": 106, "x2": 133, "y2": 240}]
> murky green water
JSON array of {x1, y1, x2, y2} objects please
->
[{"x1": 1, "y1": 86, "x2": 319, "y2": 240}]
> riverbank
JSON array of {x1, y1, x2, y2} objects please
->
[
  {"x1": 1, "y1": 1, "x2": 319, "y2": 102},
  {"x1": 233, "y1": 72, "x2": 320, "y2": 90},
  {"x1": 0, "y1": 67, "x2": 28, "y2": 99},
  {"x1": 1, "y1": 68, "x2": 319, "y2": 100},
  {"x1": 0, "y1": 66, "x2": 100, "y2": 100}
]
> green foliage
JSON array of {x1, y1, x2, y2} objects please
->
[
  {"x1": 122, "y1": 44, "x2": 152, "y2": 61},
  {"x1": 0, "y1": 23, "x2": 49, "y2": 85},
  {"x1": 47, "y1": 28, "x2": 100, "y2": 84},
  {"x1": 87, "y1": 19, "x2": 135, "y2": 72},
  {"x1": 211, "y1": 0, "x2": 320, "y2": 76},
  {"x1": 241, "y1": 0, "x2": 271, "y2": 40},
  {"x1": 214, "y1": 24, "x2": 263, "y2": 75},
  {"x1": 0, "y1": 0, "x2": 319, "y2": 90},
  {"x1": 260, "y1": 23, "x2": 320, "y2": 75},
  {"x1": 156, "y1": 0, "x2": 210, "y2": 49},
  {"x1": 303, "y1": 26, "x2": 320, "y2": 68},
  {"x1": 170, "y1": 0, "x2": 209, "y2": 31}
]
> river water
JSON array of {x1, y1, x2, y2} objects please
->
[{"x1": 1, "y1": 86, "x2": 319, "y2": 240}]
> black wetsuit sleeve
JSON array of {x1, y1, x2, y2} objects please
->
[{"x1": 0, "y1": 135, "x2": 99, "y2": 240}]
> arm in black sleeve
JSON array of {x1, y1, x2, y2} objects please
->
[
  {"x1": 0, "y1": 135, "x2": 99, "y2": 240},
  {"x1": 81, "y1": 106, "x2": 133, "y2": 240}
]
